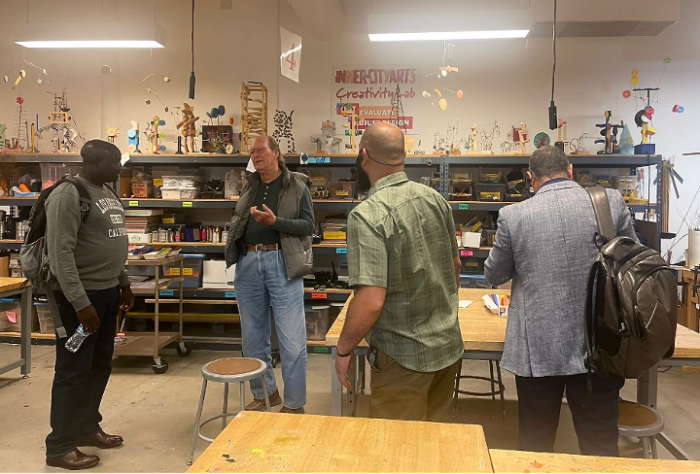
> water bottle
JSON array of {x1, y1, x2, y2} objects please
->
[{"x1": 65, "y1": 325, "x2": 90, "y2": 353}]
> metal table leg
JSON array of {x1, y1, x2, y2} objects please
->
[
  {"x1": 330, "y1": 348, "x2": 342, "y2": 416},
  {"x1": 20, "y1": 285, "x2": 32, "y2": 377}
]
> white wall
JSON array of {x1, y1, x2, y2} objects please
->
[{"x1": 0, "y1": 0, "x2": 698, "y2": 255}]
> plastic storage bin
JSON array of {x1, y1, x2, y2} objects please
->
[
  {"x1": 322, "y1": 222, "x2": 347, "y2": 242},
  {"x1": 163, "y1": 254, "x2": 205, "y2": 288},
  {"x1": 475, "y1": 183, "x2": 507, "y2": 201},
  {"x1": 41, "y1": 163, "x2": 81, "y2": 190},
  {"x1": 305, "y1": 305, "x2": 331, "y2": 341},
  {"x1": 479, "y1": 168, "x2": 503, "y2": 183},
  {"x1": 459, "y1": 274, "x2": 492, "y2": 289},
  {"x1": 329, "y1": 181, "x2": 355, "y2": 199}
]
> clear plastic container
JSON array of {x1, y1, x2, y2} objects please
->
[
  {"x1": 329, "y1": 181, "x2": 355, "y2": 199},
  {"x1": 305, "y1": 305, "x2": 331, "y2": 341},
  {"x1": 41, "y1": 163, "x2": 81, "y2": 190},
  {"x1": 65, "y1": 325, "x2": 90, "y2": 353},
  {"x1": 479, "y1": 168, "x2": 503, "y2": 183},
  {"x1": 321, "y1": 222, "x2": 347, "y2": 241}
]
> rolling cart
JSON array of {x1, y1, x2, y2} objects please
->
[{"x1": 116, "y1": 255, "x2": 192, "y2": 373}]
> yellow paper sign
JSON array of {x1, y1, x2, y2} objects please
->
[
  {"x1": 182, "y1": 268, "x2": 193, "y2": 276},
  {"x1": 169, "y1": 268, "x2": 181, "y2": 276}
]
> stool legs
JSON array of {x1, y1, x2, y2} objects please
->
[
  {"x1": 650, "y1": 436, "x2": 658, "y2": 459},
  {"x1": 261, "y1": 375, "x2": 271, "y2": 411},
  {"x1": 240, "y1": 382, "x2": 246, "y2": 412},
  {"x1": 188, "y1": 379, "x2": 208, "y2": 466},
  {"x1": 222, "y1": 383, "x2": 229, "y2": 431},
  {"x1": 641, "y1": 436, "x2": 652, "y2": 459},
  {"x1": 489, "y1": 361, "x2": 496, "y2": 401}
]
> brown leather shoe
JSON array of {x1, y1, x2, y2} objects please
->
[
  {"x1": 245, "y1": 390, "x2": 282, "y2": 411},
  {"x1": 46, "y1": 449, "x2": 100, "y2": 470},
  {"x1": 77, "y1": 429, "x2": 124, "y2": 449},
  {"x1": 279, "y1": 406, "x2": 305, "y2": 414}
]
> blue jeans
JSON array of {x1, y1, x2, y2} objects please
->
[{"x1": 235, "y1": 250, "x2": 307, "y2": 409}]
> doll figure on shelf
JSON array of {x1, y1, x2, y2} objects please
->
[
  {"x1": 467, "y1": 123, "x2": 479, "y2": 154},
  {"x1": 177, "y1": 103, "x2": 199, "y2": 154},
  {"x1": 514, "y1": 122, "x2": 530, "y2": 154}
]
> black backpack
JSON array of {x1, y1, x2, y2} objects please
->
[
  {"x1": 584, "y1": 186, "x2": 677, "y2": 384},
  {"x1": 19, "y1": 177, "x2": 93, "y2": 297}
]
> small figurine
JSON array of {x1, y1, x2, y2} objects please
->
[
  {"x1": 272, "y1": 109, "x2": 296, "y2": 154},
  {"x1": 514, "y1": 122, "x2": 530, "y2": 155},
  {"x1": 176, "y1": 103, "x2": 199, "y2": 154},
  {"x1": 619, "y1": 123, "x2": 634, "y2": 155},
  {"x1": 466, "y1": 123, "x2": 478, "y2": 154},
  {"x1": 311, "y1": 120, "x2": 342, "y2": 154},
  {"x1": 144, "y1": 116, "x2": 166, "y2": 154},
  {"x1": 127, "y1": 121, "x2": 141, "y2": 153},
  {"x1": 595, "y1": 111, "x2": 623, "y2": 154},
  {"x1": 106, "y1": 127, "x2": 119, "y2": 144}
]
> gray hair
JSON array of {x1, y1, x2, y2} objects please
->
[{"x1": 529, "y1": 146, "x2": 570, "y2": 179}]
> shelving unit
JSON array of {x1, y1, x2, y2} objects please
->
[{"x1": 0, "y1": 152, "x2": 663, "y2": 346}]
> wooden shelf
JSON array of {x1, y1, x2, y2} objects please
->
[{"x1": 0, "y1": 331, "x2": 55, "y2": 340}]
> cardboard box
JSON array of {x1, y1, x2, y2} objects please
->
[{"x1": 461, "y1": 232, "x2": 482, "y2": 249}]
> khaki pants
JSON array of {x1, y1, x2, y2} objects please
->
[{"x1": 369, "y1": 348, "x2": 460, "y2": 422}]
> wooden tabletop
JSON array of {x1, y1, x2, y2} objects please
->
[
  {"x1": 187, "y1": 411, "x2": 492, "y2": 473},
  {"x1": 326, "y1": 289, "x2": 700, "y2": 359},
  {"x1": 0, "y1": 277, "x2": 29, "y2": 293},
  {"x1": 325, "y1": 289, "x2": 508, "y2": 351},
  {"x1": 489, "y1": 449, "x2": 700, "y2": 473}
]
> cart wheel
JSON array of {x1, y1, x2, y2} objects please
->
[
  {"x1": 177, "y1": 342, "x2": 193, "y2": 358},
  {"x1": 152, "y1": 359, "x2": 169, "y2": 374}
]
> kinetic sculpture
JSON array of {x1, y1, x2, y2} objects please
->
[
  {"x1": 36, "y1": 90, "x2": 80, "y2": 153},
  {"x1": 240, "y1": 82, "x2": 268, "y2": 153},
  {"x1": 595, "y1": 111, "x2": 623, "y2": 154}
]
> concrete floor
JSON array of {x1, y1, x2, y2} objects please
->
[{"x1": 1, "y1": 342, "x2": 699, "y2": 473}]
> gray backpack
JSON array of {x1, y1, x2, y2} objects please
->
[{"x1": 584, "y1": 186, "x2": 677, "y2": 385}]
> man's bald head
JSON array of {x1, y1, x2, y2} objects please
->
[{"x1": 360, "y1": 122, "x2": 405, "y2": 164}]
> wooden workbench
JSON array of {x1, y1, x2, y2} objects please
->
[
  {"x1": 489, "y1": 449, "x2": 700, "y2": 473},
  {"x1": 187, "y1": 411, "x2": 492, "y2": 473},
  {"x1": 0, "y1": 277, "x2": 32, "y2": 378},
  {"x1": 678, "y1": 267, "x2": 699, "y2": 332},
  {"x1": 325, "y1": 288, "x2": 508, "y2": 352}
]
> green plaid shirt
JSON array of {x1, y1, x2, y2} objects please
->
[{"x1": 347, "y1": 172, "x2": 463, "y2": 372}]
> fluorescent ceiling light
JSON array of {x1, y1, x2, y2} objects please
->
[
  {"x1": 14, "y1": 22, "x2": 166, "y2": 49},
  {"x1": 17, "y1": 40, "x2": 164, "y2": 49},
  {"x1": 369, "y1": 30, "x2": 530, "y2": 41}
]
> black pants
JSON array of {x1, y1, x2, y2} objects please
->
[
  {"x1": 46, "y1": 287, "x2": 120, "y2": 457},
  {"x1": 515, "y1": 373, "x2": 623, "y2": 457}
]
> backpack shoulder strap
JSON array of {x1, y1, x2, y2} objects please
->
[
  {"x1": 63, "y1": 177, "x2": 92, "y2": 223},
  {"x1": 586, "y1": 186, "x2": 616, "y2": 242}
]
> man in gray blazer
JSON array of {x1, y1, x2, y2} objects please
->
[{"x1": 485, "y1": 146, "x2": 637, "y2": 456}]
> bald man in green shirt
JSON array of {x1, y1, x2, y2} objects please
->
[{"x1": 335, "y1": 122, "x2": 463, "y2": 421}]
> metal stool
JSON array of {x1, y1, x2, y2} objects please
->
[
  {"x1": 618, "y1": 400, "x2": 664, "y2": 459},
  {"x1": 187, "y1": 357, "x2": 270, "y2": 465},
  {"x1": 452, "y1": 359, "x2": 506, "y2": 419}
]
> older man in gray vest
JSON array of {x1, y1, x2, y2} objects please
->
[{"x1": 225, "y1": 136, "x2": 314, "y2": 414}]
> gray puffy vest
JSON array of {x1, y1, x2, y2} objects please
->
[{"x1": 225, "y1": 167, "x2": 313, "y2": 279}]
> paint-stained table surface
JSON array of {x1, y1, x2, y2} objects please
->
[
  {"x1": 187, "y1": 411, "x2": 492, "y2": 473},
  {"x1": 489, "y1": 449, "x2": 700, "y2": 473},
  {"x1": 0, "y1": 277, "x2": 28, "y2": 293}
]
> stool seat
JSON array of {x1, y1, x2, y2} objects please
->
[
  {"x1": 188, "y1": 357, "x2": 270, "y2": 465},
  {"x1": 618, "y1": 401, "x2": 664, "y2": 436},
  {"x1": 203, "y1": 357, "x2": 265, "y2": 380},
  {"x1": 618, "y1": 400, "x2": 664, "y2": 459}
]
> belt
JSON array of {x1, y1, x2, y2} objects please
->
[{"x1": 246, "y1": 243, "x2": 280, "y2": 252}]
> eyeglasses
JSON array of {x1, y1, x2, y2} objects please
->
[{"x1": 251, "y1": 147, "x2": 270, "y2": 155}]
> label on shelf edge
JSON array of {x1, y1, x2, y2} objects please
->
[
  {"x1": 225, "y1": 291, "x2": 236, "y2": 298},
  {"x1": 313, "y1": 347, "x2": 330, "y2": 353},
  {"x1": 160, "y1": 290, "x2": 174, "y2": 297},
  {"x1": 336, "y1": 247, "x2": 347, "y2": 254},
  {"x1": 311, "y1": 292, "x2": 328, "y2": 299},
  {"x1": 182, "y1": 202, "x2": 193, "y2": 207},
  {"x1": 129, "y1": 201, "x2": 139, "y2": 207},
  {"x1": 460, "y1": 250, "x2": 474, "y2": 257},
  {"x1": 459, "y1": 203, "x2": 469, "y2": 210}
]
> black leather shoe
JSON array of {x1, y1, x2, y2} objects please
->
[
  {"x1": 46, "y1": 449, "x2": 100, "y2": 470},
  {"x1": 77, "y1": 429, "x2": 124, "y2": 449}
]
